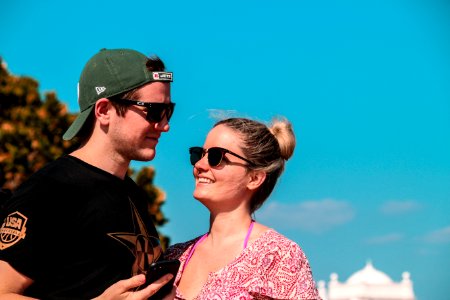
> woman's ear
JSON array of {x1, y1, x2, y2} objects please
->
[
  {"x1": 94, "y1": 98, "x2": 112, "y2": 125},
  {"x1": 247, "y1": 170, "x2": 266, "y2": 191}
]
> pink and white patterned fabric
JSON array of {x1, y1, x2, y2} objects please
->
[{"x1": 165, "y1": 229, "x2": 321, "y2": 300}]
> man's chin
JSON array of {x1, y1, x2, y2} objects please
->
[{"x1": 134, "y1": 150, "x2": 156, "y2": 162}]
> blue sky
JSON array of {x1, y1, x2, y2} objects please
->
[{"x1": 2, "y1": 0, "x2": 449, "y2": 299}]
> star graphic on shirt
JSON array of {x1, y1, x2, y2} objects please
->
[{"x1": 108, "y1": 199, "x2": 162, "y2": 275}]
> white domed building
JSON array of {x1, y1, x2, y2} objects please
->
[{"x1": 318, "y1": 261, "x2": 415, "y2": 300}]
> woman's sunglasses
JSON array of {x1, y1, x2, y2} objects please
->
[
  {"x1": 109, "y1": 98, "x2": 175, "y2": 123},
  {"x1": 189, "y1": 146, "x2": 255, "y2": 167}
]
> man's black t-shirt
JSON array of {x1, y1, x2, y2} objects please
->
[{"x1": 0, "y1": 155, "x2": 161, "y2": 299}]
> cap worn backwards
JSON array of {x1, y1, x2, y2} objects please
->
[{"x1": 63, "y1": 48, "x2": 173, "y2": 141}]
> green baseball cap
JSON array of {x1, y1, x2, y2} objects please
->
[{"x1": 63, "y1": 48, "x2": 173, "y2": 140}]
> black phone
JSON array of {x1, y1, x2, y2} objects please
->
[{"x1": 145, "y1": 259, "x2": 180, "y2": 299}]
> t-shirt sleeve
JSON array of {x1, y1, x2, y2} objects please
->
[
  {"x1": 278, "y1": 243, "x2": 321, "y2": 299},
  {"x1": 0, "y1": 175, "x2": 66, "y2": 280},
  {"x1": 248, "y1": 236, "x2": 321, "y2": 300},
  {"x1": 0, "y1": 179, "x2": 40, "y2": 279}
]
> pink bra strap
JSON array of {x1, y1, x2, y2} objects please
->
[
  {"x1": 181, "y1": 220, "x2": 255, "y2": 273},
  {"x1": 182, "y1": 233, "x2": 208, "y2": 273},
  {"x1": 243, "y1": 220, "x2": 255, "y2": 249}
]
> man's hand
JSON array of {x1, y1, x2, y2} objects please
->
[{"x1": 94, "y1": 273, "x2": 174, "y2": 300}]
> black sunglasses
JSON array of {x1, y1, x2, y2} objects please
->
[
  {"x1": 109, "y1": 98, "x2": 175, "y2": 123},
  {"x1": 189, "y1": 146, "x2": 255, "y2": 167}
]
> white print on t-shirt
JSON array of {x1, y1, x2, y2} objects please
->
[{"x1": 0, "y1": 211, "x2": 28, "y2": 250}]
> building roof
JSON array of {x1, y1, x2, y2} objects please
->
[{"x1": 346, "y1": 261, "x2": 393, "y2": 285}]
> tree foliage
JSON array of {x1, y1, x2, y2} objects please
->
[{"x1": 0, "y1": 59, "x2": 170, "y2": 248}]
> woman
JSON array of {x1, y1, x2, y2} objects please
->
[{"x1": 166, "y1": 117, "x2": 321, "y2": 299}]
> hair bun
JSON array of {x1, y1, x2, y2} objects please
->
[{"x1": 269, "y1": 118, "x2": 296, "y2": 161}]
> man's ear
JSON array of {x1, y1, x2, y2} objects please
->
[
  {"x1": 94, "y1": 98, "x2": 112, "y2": 125},
  {"x1": 247, "y1": 170, "x2": 266, "y2": 191}
]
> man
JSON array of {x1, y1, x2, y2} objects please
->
[{"x1": 0, "y1": 48, "x2": 176, "y2": 299}]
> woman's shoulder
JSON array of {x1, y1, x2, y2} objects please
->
[
  {"x1": 255, "y1": 228, "x2": 304, "y2": 251},
  {"x1": 244, "y1": 229, "x2": 321, "y2": 298},
  {"x1": 248, "y1": 228, "x2": 311, "y2": 263}
]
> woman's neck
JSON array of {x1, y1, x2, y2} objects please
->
[{"x1": 206, "y1": 212, "x2": 253, "y2": 247}]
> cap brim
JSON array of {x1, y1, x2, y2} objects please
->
[{"x1": 63, "y1": 106, "x2": 94, "y2": 140}]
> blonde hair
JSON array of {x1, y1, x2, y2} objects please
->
[
  {"x1": 214, "y1": 117, "x2": 295, "y2": 213},
  {"x1": 269, "y1": 118, "x2": 296, "y2": 161}
]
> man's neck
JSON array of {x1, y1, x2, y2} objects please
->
[{"x1": 70, "y1": 144, "x2": 130, "y2": 179}]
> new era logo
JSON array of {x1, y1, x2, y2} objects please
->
[{"x1": 96, "y1": 87, "x2": 106, "y2": 95}]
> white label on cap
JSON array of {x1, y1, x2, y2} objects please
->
[
  {"x1": 96, "y1": 87, "x2": 106, "y2": 95},
  {"x1": 152, "y1": 72, "x2": 173, "y2": 81}
]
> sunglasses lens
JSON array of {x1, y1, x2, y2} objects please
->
[
  {"x1": 189, "y1": 147, "x2": 204, "y2": 165},
  {"x1": 145, "y1": 104, "x2": 175, "y2": 122},
  {"x1": 207, "y1": 148, "x2": 223, "y2": 167},
  {"x1": 146, "y1": 106, "x2": 165, "y2": 122},
  {"x1": 165, "y1": 105, "x2": 174, "y2": 121},
  {"x1": 189, "y1": 147, "x2": 226, "y2": 167}
]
